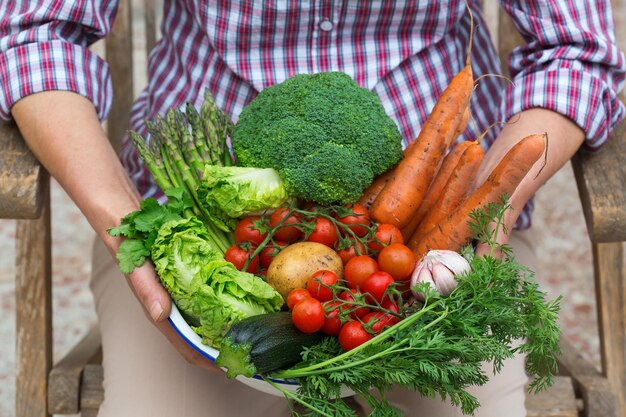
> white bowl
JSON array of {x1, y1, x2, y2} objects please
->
[
  {"x1": 168, "y1": 304, "x2": 355, "y2": 398},
  {"x1": 168, "y1": 303, "x2": 301, "y2": 396}
]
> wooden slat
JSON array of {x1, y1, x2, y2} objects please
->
[
  {"x1": 591, "y1": 243, "x2": 625, "y2": 415},
  {"x1": 15, "y1": 189, "x2": 52, "y2": 417},
  {"x1": 526, "y1": 377, "x2": 579, "y2": 417},
  {"x1": 144, "y1": 0, "x2": 157, "y2": 54},
  {"x1": 572, "y1": 124, "x2": 626, "y2": 243},
  {"x1": 105, "y1": 0, "x2": 134, "y2": 152},
  {"x1": 0, "y1": 122, "x2": 47, "y2": 219},
  {"x1": 80, "y1": 364, "x2": 104, "y2": 414},
  {"x1": 556, "y1": 338, "x2": 618, "y2": 417},
  {"x1": 47, "y1": 326, "x2": 102, "y2": 414},
  {"x1": 496, "y1": 7, "x2": 525, "y2": 77}
]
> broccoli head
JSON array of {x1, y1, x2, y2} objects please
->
[{"x1": 231, "y1": 72, "x2": 403, "y2": 206}]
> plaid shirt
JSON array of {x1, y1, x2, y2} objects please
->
[{"x1": 1, "y1": 1, "x2": 625, "y2": 229}]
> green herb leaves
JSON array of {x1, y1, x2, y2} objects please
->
[{"x1": 107, "y1": 188, "x2": 193, "y2": 274}]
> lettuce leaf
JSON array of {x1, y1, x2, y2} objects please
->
[
  {"x1": 151, "y1": 217, "x2": 283, "y2": 348},
  {"x1": 198, "y1": 165, "x2": 292, "y2": 231}
]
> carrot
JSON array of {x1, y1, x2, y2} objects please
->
[
  {"x1": 407, "y1": 141, "x2": 485, "y2": 248},
  {"x1": 358, "y1": 169, "x2": 394, "y2": 210},
  {"x1": 412, "y1": 133, "x2": 546, "y2": 260},
  {"x1": 369, "y1": 61, "x2": 474, "y2": 228},
  {"x1": 369, "y1": 6, "x2": 476, "y2": 229},
  {"x1": 400, "y1": 139, "x2": 474, "y2": 240}
]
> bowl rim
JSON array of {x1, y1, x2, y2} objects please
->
[{"x1": 167, "y1": 304, "x2": 300, "y2": 386}]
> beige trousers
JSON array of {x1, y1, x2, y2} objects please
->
[{"x1": 90, "y1": 229, "x2": 537, "y2": 417}]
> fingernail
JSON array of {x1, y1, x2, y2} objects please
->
[{"x1": 150, "y1": 301, "x2": 165, "y2": 321}]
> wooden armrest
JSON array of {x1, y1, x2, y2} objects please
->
[
  {"x1": 0, "y1": 121, "x2": 47, "y2": 219},
  {"x1": 572, "y1": 120, "x2": 626, "y2": 243},
  {"x1": 48, "y1": 326, "x2": 102, "y2": 415},
  {"x1": 556, "y1": 338, "x2": 617, "y2": 417}
]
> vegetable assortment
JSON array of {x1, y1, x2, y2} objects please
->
[{"x1": 110, "y1": 32, "x2": 561, "y2": 413}]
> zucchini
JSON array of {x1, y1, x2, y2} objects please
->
[{"x1": 216, "y1": 312, "x2": 325, "y2": 378}]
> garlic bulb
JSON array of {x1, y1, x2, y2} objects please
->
[{"x1": 410, "y1": 250, "x2": 471, "y2": 299}]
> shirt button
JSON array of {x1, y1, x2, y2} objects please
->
[{"x1": 319, "y1": 19, "x2": 333, "y2": 32}]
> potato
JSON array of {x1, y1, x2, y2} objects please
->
[{"x1": 266, "y1": 241, "x2": 343, "y2": 300}]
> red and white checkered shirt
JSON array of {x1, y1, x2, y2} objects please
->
[{"x1": 2, "y1": 1, "x2": 625, "y2": 229}]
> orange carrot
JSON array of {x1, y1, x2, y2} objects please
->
[
  {"x1": 400, "y1": 139, "x2": 474, "y2": 240},
  {"x1": 358, "y1": 168, "x2": 394, "y2": 210},
  {"x1": 407, "y1": 141, "x2": 485, "y2": 248},
  {"x1": 412, "y1": 133, "x2": 546, "y2": 260},
  {"x1": 369, "y1": 64, "x2": 474, "y2": 228}
]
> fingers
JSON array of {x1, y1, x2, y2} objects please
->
[
  {"x1": 126, "y1": 262, "x2": 172, "y2": 322},
  {"x1": 123, "y1": 261, "x2": 223, "y2": 373}
]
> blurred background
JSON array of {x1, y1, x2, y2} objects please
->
[{"x1": 0, "y1": 1, "x2": 611, "y2": 415}]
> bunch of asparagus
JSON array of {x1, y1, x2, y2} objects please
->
[{"x1": 129, "y1": 90, "x2": 234, "y2": 252}]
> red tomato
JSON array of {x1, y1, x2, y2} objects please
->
[
  {"x1": 286, "y1": 288, "x2": 311, "y2": 310},
  {"x1": 361, "y1": 271, "x2": 395, "y2": 304},
  {"x1": 339, "y1": 321, "x2": 373, "y2": 351},
  {"x1": 306, "y1": 270, "x2": 339, "y2": 302},
  {"x1": 321, "y1": 301, "x2": 343, "y2": 336},
  {"x1": 344, "y1": 255, "x2": 379, "y2": 289},
  {"x1": 270, "y1": 208, "x2": 302, "y2": 243},
  {"x1": 307, "y1": 217, "x2": 339, "y2": 248},
  {"x1": 336, "y1": 239, "x2": 367, "y2": 264},
  {"x1": 362, "y1": 311, "x2": 399, "y2": 334},
  {"x1": 338, "y1": 289, "x2": 370, "y2": 319},
  {"x1": 335, "y1": 204, "x2": 371, "y2": 237},
  {"x1": 224, "y1": 245, "x2": 259, "y2": 273},
  {"x1": 234, "y1": 216, "x2": 268, "y2": 246},
  {"x1": 381, "y1": 299, "x2": 400, "y2": 315},
  {"x1": 367, "y1": 223, "x2": 404, "y2": 252},
  {"x1": 377, "y1": 243, "x2": 416, "y2": 281},
  {"x1": 259, "y1": 241, "x2": 287, "y2": 269},
  {"x1": 292, "y1": 298, "x2": 325, "y2": 333}
]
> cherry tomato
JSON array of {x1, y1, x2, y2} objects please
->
[
  {"x1": 306, "y1": 270, "x2": 339, "y2": 302},
  {"x1": 362, "y1": 311, "x2": 399, "y2": 334},
  {"x1": 377, "y1": 243, "x2": 416, "y2": 281},
  {"x1": 292, "y1": 297, "x2": 325, "y2": 333},
  {"x1": 336, "y1": 239, "x2": 367, "y2": 264},
  {"x1": 270, "y1": 208, "x2": 302, "y2": 243},
  {"x1": 361, "y1": 271, "x2": 395, "y2": 304},
  {"x1": 367, "y1": 223, "x2": 404, "y2": 252},
  {"x1": 286, "y1": 288, "x2": 312, "y2": 310},
  {"x1": 234, "y1": 216, "x2": 268, "y2": 246},
  {"x1": 321, "y1": 300, "x2": 343, "y2": 336},
  {"x1": 339, "y1": 321, "x2": 373, "y2": 351},
  {"x1": 224, "y1": 245, "x2": 259, "y2": 273},
  {"x1": 306, "y1": 217, "x2": 339, "y2": 248},
  {"x1": 259, "y1": 241, "x2": 287, "y2": 269},
  {"x1": 381, "y1": 299, "x2": 400, "y2": 315},
  {"x1": 344, "y1": 255, "x2": 379, "y2": 289},
  {"x1": 335, "y1": 204, "x2": 371, "y2": 237},
  {"x1": 338, "y1": 289, "x2": 370, "y2": 319}
]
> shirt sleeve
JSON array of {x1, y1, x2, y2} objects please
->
[
  {"x1": 501, "y1": 0, "x2": 626, "y2": 150},
  {"x1": 0, "y1": 0, "x2": 118, "y2": 121}
]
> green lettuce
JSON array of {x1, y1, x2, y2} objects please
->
[
  {"x1": 198, "y1": 165, "x2": 292, "y2": 231},
  {"x1": 151, "y1": 217, "x2": 283, "y2": 348}
]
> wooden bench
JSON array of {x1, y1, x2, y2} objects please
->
[{"x1": 2, "y1": 1, "x2": 625, "y2": 416}]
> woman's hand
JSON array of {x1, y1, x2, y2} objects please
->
[
  {"x1": 474, "y1": 108, "x2": 585, "y2": 256},
  {"x1": 11, "y1": 91, "x2": 221, "y2": 372}
]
